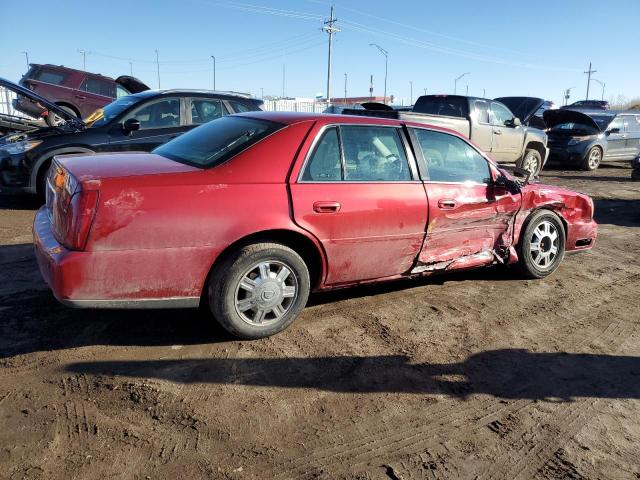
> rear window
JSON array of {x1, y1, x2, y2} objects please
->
[
  {"x1": 32, "y1": 69, "x2": 67, "y2": 85},
  {"x1": 153, "y1": 116, "x2": 283, "y2": 168},
  {"x1": 413, "y1": 96, "x2": 469, "y2": 118}
]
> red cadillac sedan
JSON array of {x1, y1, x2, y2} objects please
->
[{"x1": 34, "y1": 112, "x2": 597, "y2": 338}]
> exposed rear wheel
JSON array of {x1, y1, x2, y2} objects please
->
[
  {"x1": 517, "y1": 210, "x2": 566, "y2": 279},
  {"x1": 46, "y1": 105, "x2": 77, "y2": 127},
  {"x1": 208, "y1": 243, "x2": 310, "y2": 339},
  {"x1": 582, "y1": 146, "x2": 602, "y2": 171}
]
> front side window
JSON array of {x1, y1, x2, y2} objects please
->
[
  {"x1": 490, "y1": 102, "x2": 514, "y2": 126},
  {"x1": 154, "y1": 116, "x2": 283, "y2": 168},
  {"x1": 608, "y1": 117, "x2": 624, "y2": 133},
  {"x1": 123, "y1": 98, "x2": 181, "y2": 129},
  {"x1": 190, "y1": 99, "x2": 228, "y2": 125},
  {"x1": 411, "y1": 128, "x2": 490, "y2": 184},
  {"x1": 228, "y1": 100, "x2": 252, "y2": 113},
  {"x1": 116, "y1": 85, "x2": 130, "y2": 98},
  {"x1": 475, "y1": 101, "x2": 490, "y2": 124}
]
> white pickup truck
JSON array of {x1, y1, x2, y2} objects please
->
[{"x1": 344, "y1": 95, "x2": 549, "y2": 175}]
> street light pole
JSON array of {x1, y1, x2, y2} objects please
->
[
  {"x1": 564, "y1": 86, "x2": 576, "y2": 105},
  {"x1": 454, "y1": 72, "x2": 470, "y2": 94},
  {"x1": 211, "y1": 55, "x2": 216, "y2": 90},
  {"x1": 592, "y1": 79, "x2": 605, "y2": 101},
  {"x1": 344, "y1": 73, "x2": 347, "y2": 103},
  {"x1": 584, "y1": 62, "x2": 597, "y2": 100},
  {"x1": 369, "y1": 43, "x2": 388, "y2": 103},
  {"x1": 78, "y1": 50, "x2": 91, "y2": 71},
  {"x1": 410, "y1": 80, "x2": 413, "y2": 105},
  {"x1": 21, "y1": 51, "x2": 29, "y2": 68},
  {"x1": 155, "y1": 49, "x2": 161, "y2": 89},
  {"x1": 129, "y1": 61, "x2": 133, "y2": 76}
]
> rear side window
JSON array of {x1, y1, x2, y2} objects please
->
[
  {"x1": 228, "y1": 100, "x2": 253, "y2": 113},
  {"x1": 413, "y1": 96, "x2": 469, "y2": 118},
  {"x1": 190, "y1": 99, "x2": 228, "y2": 125},
  {"x1": 411, "y1": 128, "x2": 490, "y2": 184},
  {"x1": 81, "y1": 77, "x2": 115, "y2": 98},
  {"x1": 33, "y1": 69, "x2": 67, "y2": 85},
  {"x1": 302, "y1": 125, "x2": 412, "y2": 182},
  {"x1": 626, "y1": 116, "x2": 640, "y2": 133},
  {"x1": 474, "y1": 101, "x2": 489, "y2": 124},
  {"x1": 154, "y1": 116, "x2": 283, "y2": 168}
]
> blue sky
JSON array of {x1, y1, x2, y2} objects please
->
[{"x1": 1, "y1": 0, "x2": 639, "y2": 105}]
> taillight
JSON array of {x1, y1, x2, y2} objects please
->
[{"x1": 48, "y1": 160, "x2": 99, "y2": 250}]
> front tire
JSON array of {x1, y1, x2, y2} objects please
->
[
  {"x1": 582, "y1": 146, "x2": 602, "y2": 171},
  {"x1": 516, "y1": 210, "x2": 566, "y2": 279},
  {"x1": 517, "y1": 148, "x2": 542, "y2": 177},
  {"x1": 208, "y1": 243, "x2": 310, "y2": 339}
]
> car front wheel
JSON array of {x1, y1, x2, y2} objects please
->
[
  {"x1": 208, "y1": 243, "x2": 310, "y2": 339},
  {"x1": 518, "y1": 149, "x2": 542, "y2": 177},
  {"x1": 517, "y1": 210, "x2": 566, "y2": 279},
  {"x1": 582, "y1": 146, "x2": 602, "y2": 171}
]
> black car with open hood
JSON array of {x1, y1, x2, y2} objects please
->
[
  {"x1": 543, "y1": 109, "x2": 640, "y2": 171},
  {"x1": 0, "y1": 77, "x2": 263, "y2": 196}
]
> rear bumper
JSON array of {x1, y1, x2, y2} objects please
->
[{"x1": 33, "y1": 207, "x2": 202, "y2": 308}]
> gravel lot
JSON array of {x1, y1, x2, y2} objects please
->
[{"x1": 1, "y1": 164, "x2": 639, "y2": 479}]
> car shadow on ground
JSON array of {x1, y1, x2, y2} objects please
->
[
  {"x1": 0, "y1": 194, "x2": 43, "y2": 211},
  {"x1": 65, "y1": 349, "x2": 640, "y2": 402},
  {"x1": 0, "y1": 244, "x2": 528, "y2": 358},
  {"x1": 594, "y1": 199, "x2": 640, "y2": 227}
]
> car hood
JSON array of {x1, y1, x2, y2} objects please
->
[
  {"x1": 543, "y1": 109, "x2": 603, "y2": 132},
  {"x1": 115, "y1": 76, "x2": 150, "y2": 94},
  {"x1": 0, "y1": 77, "x2": 85, "y2": 128},
  {"x1": 494, "y1": 97, "x2": 545, "y2": 123},
  {"x1": 0, "y1": 124, "x2": 80, "y2": 145}
]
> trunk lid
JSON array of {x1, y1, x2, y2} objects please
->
[{"x1": 114, "y1": 76, "x2": 150, "y2": 94}]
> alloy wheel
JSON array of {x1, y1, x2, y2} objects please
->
[
  {"x1": 234, "y1": 260, "x2": 298, "y2": 326},
  {"x1": 588, "y1": 148, "x2": 601, "y2": 169},
  {"x1": 529, "y1": 220, "x2": 559, "y2": 269},
  {"x1": 522, "y1": 152, "x2": 540, "y2": 176}
]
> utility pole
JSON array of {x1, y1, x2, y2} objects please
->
[
  {"x1": 584, "y1": 62, "x2": 596, "y2": 100},
  {"x1": 592, "y1": 78, "x2": 605, "y2": 101},
  {"x1": 21, "y1": 51, "x2": 29, "y2": 68},
  {"x1": 129, "y1": 61, "x2": 133, "y2": 76},
  {"x1": 369, "y1": 75, "x2": 374, "y2": 100},
  {"x1": 410, "y1": 80, "x2": 413, "y2": 105},
  {"x1": 454, "y1": 72, "x2": 469, "y2": 94},
  {"x1": 261, "y1": 87, "x2": 264, "y2": 99},
  {"x1": 155, "y1": 49, "x2": 161, "y2": 89},
  {"x1": 465, "y1": 84, "x2": 469, "y2": 96},
  {"x1": 483, "y1": 88, "x2": 486, "y2": 98},
  {"x1": 211, "y1": 55, "x2": 216, "y2": 90},
  {"x1": 344, "y1": 73, "x2": 347, "y2": 103},
  {"x1": 370, "y1": 43, "x2": 388, "y2": 103},
  {"x1": 323, "y1": 5, "x2": 339, "y2": 103},
  {"x1": 78, "y1": 50, "x2": 91, "y2": 71},
  {"x1": 282, "y1": 63, "x2": 285, "y2": 99}
]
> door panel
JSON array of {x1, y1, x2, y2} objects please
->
[
  {"x1": 291, "y1": 124, "x2": 428, "y2": 285},
  {"x1": 604, "y1": 116, "x2": 626, "y2": 158},
  {"x1": 490, "y1": 102, "x2": 522, "y2": 162}
]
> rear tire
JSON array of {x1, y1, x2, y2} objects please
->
[
  {"x1": 46, "y1": 105, "x2": 77, "y2": 127},
  {"x1": 516, "y1": 210, "x2": 566, "y2": 279},
  {"x1": 582, "y1": 146, "x2": 602, "y2": 171},
  {"x1": 517, "y1": 148, "x2": 542, "y2": 176},
  {"x1": 208, "y1": 243, "x2": 310, "y2": 339}
]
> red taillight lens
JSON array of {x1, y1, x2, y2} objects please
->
[{"x1": 66, "y1": 190, "x2": 99, "y2": 250}]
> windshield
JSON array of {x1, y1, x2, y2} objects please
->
[
  {"x1": 550, "y1": 122, "x2": 598, "y2": 134},
  {"x1": 153, "y1": 116, "x2": 284, "y2": 168},
  {"x1": 85, "y1": 95, "x2": 139, "y2": 127}
]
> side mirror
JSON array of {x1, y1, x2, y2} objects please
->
[
  {"x1": 505, "y1": 117, "x2": 521, "y2": 127},
  {"x1": 607, "y1": 127, "x2": 620, "y2": 135},
  {"x1": 122, "y1": 118, "x2": 140, "y2": 135}
]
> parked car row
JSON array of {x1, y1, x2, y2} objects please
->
[{"x1": 0, "y1": 78, "x2": 263, "y2": 195}]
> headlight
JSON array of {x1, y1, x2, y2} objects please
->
[
  {"x1": 1, "y1": 140, "x2": 42, "y2": 155},
  {"x1": 567, "y1": 138, "x2": 582, "y2": 146}
]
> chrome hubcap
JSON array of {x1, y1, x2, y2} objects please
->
[
  {"x1": 530, "y1": 220, "x2": 559, "y2": 269},
  {"x1": 588, "y1": 149, "x2": 601, "y2": 169},
  {"x1": 234, "y1": 261, "x2": 298, "y2": 326}
]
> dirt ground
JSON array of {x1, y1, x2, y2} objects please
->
[{"x1": 1, "y1": 164, "x2": 639, "y2": 480}]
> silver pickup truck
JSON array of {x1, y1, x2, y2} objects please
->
[{"x1": 344, "y1": 95, "x2": 549, "y2": 175}]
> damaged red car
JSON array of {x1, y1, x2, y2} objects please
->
[{"x1": 34, "y1": 112, "x2": 597, "y2": 338}]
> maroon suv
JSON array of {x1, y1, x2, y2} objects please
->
[{"x1": 14, "y1": 64, "x2": 149, "y2": 126}]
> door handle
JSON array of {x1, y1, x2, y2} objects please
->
[
  {"x1": 74, "y1": 95, "x2": 86, "y2": 99},
  {"x1": 437, "y1": 199, "x2": 457, "y2": 209},
  {"x1": 313, "y1": 201, "x2": 341, "y2": 213},
  {"x1": 493, "y1": 130, "x2": 502, "y2": 135}
]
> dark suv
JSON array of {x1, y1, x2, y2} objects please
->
[
  {"x1": 14, "y1": 64, "x2": 149, "y2": 126},
  {"x1": 0, "y1": 78, "x2": 263, "y2": 195}
]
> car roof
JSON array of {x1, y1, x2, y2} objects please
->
[
  {"x1": 32, "y1": 63, "x2": 115, "y2": 81},
  {"x1": 237, "y1": 111, "x2": 465, "y2": 136},
  {"x1": 130, "y1": 89, "x2": 258, "y2": 101}
]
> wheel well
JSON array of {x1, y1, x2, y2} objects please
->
[
  {"x1": 54, "y1": 102, "x2": 81, "y2": 118},
  {"x1": 524, "y1": 207, "x2": 568, "y2": 241},
  {"x1": 201, "y1": 229, "x2": 325, "y2": 301},
  {"x1": 525, "y1": 141, "x2": 546, "y2": 161}
]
